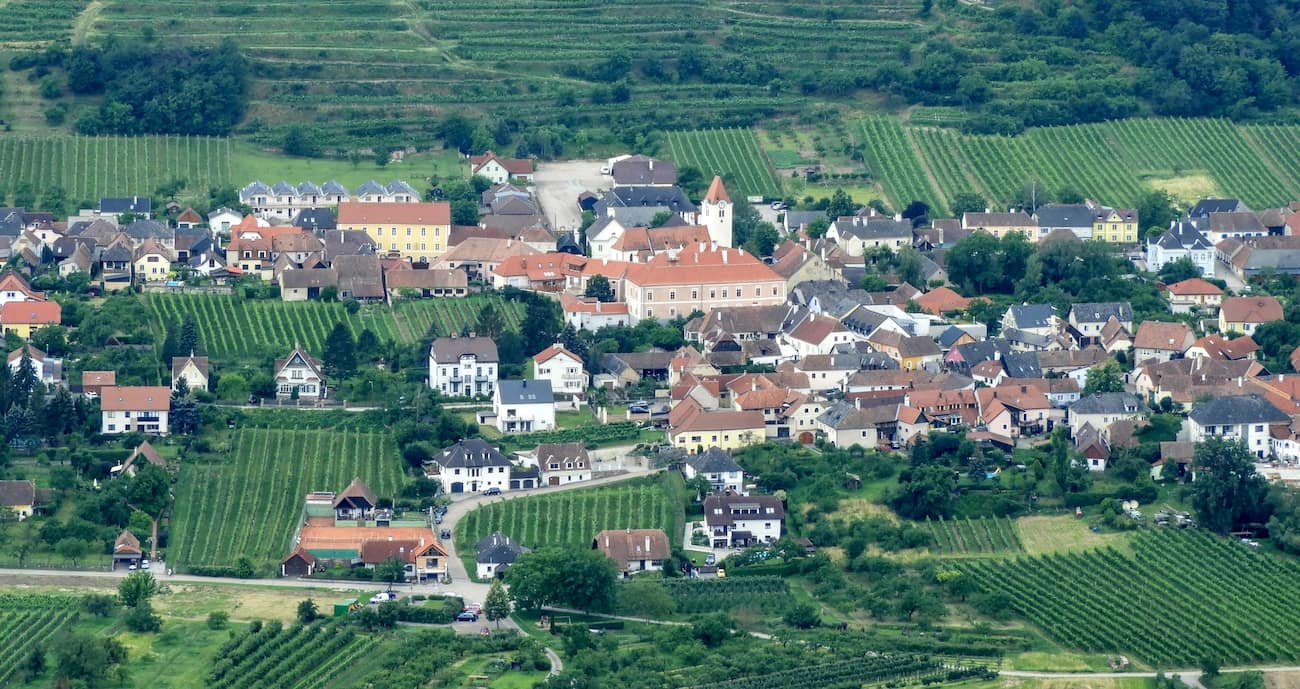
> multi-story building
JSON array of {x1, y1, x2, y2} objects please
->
[
  {"x1": 429, "y1": 336, "x2": 499, "y2": 397},
  {"x1": 336, "y1": 201, "x2": 451, "y2": 264},
  {"x1": 1148, "y1": 221, "x2": 1214, "y2": 276},
  {"x1": 1188, "y1": 394, "x2": 1289, "y2": 458},
  {"x1": 429, "y1": 439, "x2": 513, "y2": 494},
  {"x1": 239, "y1": 180, "x2": 417, "y2": 219},
  {"x1": 702, "y1": 492, "x2": 784, "y2": 548},
  {"x1": 624, "y1": 244, "x2": 785, "y2": 321},
  {"x1": 532, "y1": 344, "x2": 587, "y2": 399},
  {"x1": 100, "y1": 386, "x2": 170, "y2": 435}
]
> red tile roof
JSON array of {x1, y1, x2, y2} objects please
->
[
  {"x1": 469, "y1": 151, "x2": 534, "y2": 176},
  {"x1": 534, "y1": 344, "x2": 583, "y2": 365},
  {"x1": 913, "y1": 287, "x2": 972, "y2": 315},
  {"x1": 337, "y1": 201, "x2": 450, "y2": 226},
  {"x1": 1165, "y1": 278, "x2": 1223, "y2": 296},
  {"x1": 0, "y1": 301, "x2": 61, "y2": 326},
  {"x1": 624, "y1": 245, "x2": 781, "y2": 287},
  {"x1": 704, "y1": 176, "x2": 730, "y2": 203},
  {"x1": 1221, "y1": 296, "x2": 1283, "y2": 324},
  {"x1": 100, "y1": 386, "x2": 170, "y2": 411}
]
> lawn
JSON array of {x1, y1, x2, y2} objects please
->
[{"x1": 1015, "y1": 515, "x2": 1135, "y2": 555}]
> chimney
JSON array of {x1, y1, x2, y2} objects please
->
[
  {"x1": 645, "y1": 535, "x2": 651, "y2": 552},
  {"x1": 855, "y1": 396, "x2": 861, "y2": 409}
]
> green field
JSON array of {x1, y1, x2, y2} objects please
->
[
  {"x1": 146, "y1": 293, "x2": 524, "y2": 363},
  {"x1": 960, "y1": 529, "x2": 1300, "y2": 665},
  {"x1": 654, "y1": 577, "x2": 794, "y2": 614},
  {"x1": 457, "y1": 478, "x2": 680, "y2": 550},
  {"x1": 665, "y1": 128, "x2": 782, "y2": 200},
  {"x1": 927, "y1": 516, "x2": 1023, "y2": 555},
  {"x1": 170, "y1": 426, "x2": 407, "y2": 573},
  {"x1": 860, "y1": 117, "x2": 1300, "y2": 213},
  {"x1": 0, "y1": 594, "x2": 79, "y2": 685}
]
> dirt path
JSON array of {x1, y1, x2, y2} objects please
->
[{"x1": 532, "y1": 161, "x2": 608, "y2": 234}]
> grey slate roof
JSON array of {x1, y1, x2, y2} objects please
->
[
  {"x1": 1036, "y1": 204, "x2": 1094, "y2": 229},
  {"x1": 1002, "y1": 352, "x2": 1041, "y2": 378},
  {"x1": 831, "y1": 217, "x2": 912, "y2": 241},
  {"x1": 292, "y1": 208, "x2": 337, "y2": 231},
  {"x1": 1152, "y1": 221, "x2": 1212, "y2": 250},
  {"x1": 476, "y1": 532, "x2": 528, "y2": 564},
  {"x1": 1189, "y1": 199, "x2": 1247, "y2": 218},
  {"x1": 594, "y1": 186, "x2": 696, "y2": 217},
  {"x1": 1071, "y1": 302, "x2": 1133, "y2": 324},
  {"x1": 686, "y1": 447, "x2": 743, "y2": 474},
  {"x1": 1188, "y1": 394, "x2": 1289, "y2": 425},
  {"x1": 322, "y1": 181, "x2": 349, "y2": 196},
  {"x1": 438, "y1": 438, "x2": 510, "y2": 469},
  {"x1": 611, "y1": 155, "x2": 676, "y2": 186},
  {"x1": 124, "y1": 220, "x2": 172, "y2": 241},
  {"x1": 431, "y1": 336, "x2": 499, "y2": 364},
  {"x1": 1007, "y1": 304, "x2": 1055, "y2": 329},
  {"x1": 1069, "y1": 392, "x2": 1144, "y2": 415},
  {"x1": 100, "y1": 197, "x2": 151, "y2": 214},
  {"x1": 497, "y1": 379, "x2": 553, "y2": 404}
]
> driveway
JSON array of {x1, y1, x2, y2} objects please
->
[
  {"x1": 1215, "y1": 258, "x2": 1248, "y2": 293},
  {"x1": 532, "y1": 160, "x2": 608, "y2": 234}
]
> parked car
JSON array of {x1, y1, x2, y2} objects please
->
[
  {"x1": 370, "y1": 591, "x2": 398, "y2": 604},
  {"x1": 704, "y1": 553, "x2": 716, "y2": 566},
  {"x1": 482, "y1": 487, "x2": 501, "y2": 496},
  {"x1": 141, "y1": 559, "x2": 150, "y2": 570},
  {"x1": 440, "y1": 529, "x2": 452, "y2": 540},
  {"x1": 455, "y1": 611, "x2": 479, "y2": 622},
  {"x1": 628, "y1": 402, "x2": 650, "y2": 414},
  {"x1": 770, "y1": 201, "x2": 788, "y2": 211}
]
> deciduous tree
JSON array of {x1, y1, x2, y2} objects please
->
[
  {"x1": 505, "y1": 547, "x2": 618, "y2": 612},
  {"x1": 484, "y1": 579, "x2": 512, "y2": 628}
]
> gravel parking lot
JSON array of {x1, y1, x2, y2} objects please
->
[{"x1": 533, "y1": 160, "x2": 608, "y2": 233}]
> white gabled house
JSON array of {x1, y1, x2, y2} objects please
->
[
  {"x1": 532, "y1": 344, "x2": 587, "y2": 399},
  {"x1": 274, "y1": 346, "x2": 325, "y2": 400},
  {"x1": 100, "y1": 386, "x2": 171, "y2": 436},
  {"x1": 493, "y1": 379, "x2": 555, "y2": 433},
  {"x1": 429, "y1": 439, "x2": 513, "y2": 494},
  {"x1": 681, "y1": 447, "x2": 745, "y2": 494},
  {"x1": 702, "y1": 491, "x2": 784, "y2": 549}
]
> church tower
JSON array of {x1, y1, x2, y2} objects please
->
[{"x1": 700, "y1": 176, "x2": 733, "y2": 248}]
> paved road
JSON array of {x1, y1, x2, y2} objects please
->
[
  {"x1": 1215, "y1": 257, "x2": 1248, "y2": 293},
  {"x1": 438, "y1": 461, "x2": 657, "y2": 604}
]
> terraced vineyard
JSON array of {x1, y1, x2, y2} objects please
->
[
  {"x1": 458, "y1": 479, "x2": 679, "y2": 549},
  {"x1": 665, "y1": 129, "x2": 782, "y2": 200},
  {"x1": 0, "y1": 135, "x2": 232, "y2": 207},
  {"x1": 208, "y1": 620, "x2": 379, "y2": 689},
  {"x1": 146, "y1": 293, "x2": 523, "y2": 362},
  {"x1": 927, "y1": 516, "x2": 1023, "y2": 554},
  {"x1": 959, "y1": 530, "x2": 1300, "y2": 665},
  {"x1": 0, "y1": 594, "x2": 80, "y2": 685},
  {"x1": 867, "y1": 117, "x2": 1300, "y2": 212},
  {"x1": 170, "y1": 427, "x2": 406, "y2": 573}
]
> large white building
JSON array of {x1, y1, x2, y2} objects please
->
[
  {"x1": 493, "y1": 379, "x2": 555, "y2": 433},
  {"x1": 702, "y1": 492, "x2": 783, "y2": 548},
  {"x1": 100, "y1": 386, "x2": 170, "y2": 436},
  {"x1": 429, "y1": 336, "x2": 499, "y2": 397},
  {"x1": 1188, "y1": 395, "x2": 1289, "y2": 459},
  {"x1": 1148, "y1": 221, "x2": 1214, "y2": 277},
  {"x1": 532, "y1": 344, "x2": 587, "y2": 399},
  {"x1": 429, "y1": 439, "x2": 512, "y2": 494}
]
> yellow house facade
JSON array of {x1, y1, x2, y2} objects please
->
[
  {"x1": 336, "y1": 202, "x2": 452, "y2": 264},
  {"x1": 961, "y1": 212, "x2": 1038, "y2": 242},
  {"x1": 670, "y1": 407, "x2": 765, "y2": 454},
  {"x1": 1092, "y1": 208, "x2": 1139, "y2": 244}
]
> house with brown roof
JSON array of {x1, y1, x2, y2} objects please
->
[
  {"x1": 491, "y1": 251, "x2": 588, "y2": 292},
  {"x1": 1187, "y1": 335, "x2": 1257, "y2": 362},
  {"x1": 333, "y1": 254, "x2": 385, "y2": 301},
  {"x1": 976, "y1": 384, "x2": 1056, "y2": 438},
  {"x1": 528, "y1": 442, "x2": 591, "y2": 485},
  {"x1": 111, "y1": 441, "x2": 167, "y2": 477},
  {"x1": 1165, "y1": 278, "x2": 1223, "y2": 314},
  {"x1": 470, "y1": 151, "x2": 534, "y2": 184},
  {"x1": 560, "y1": 293, "x2": 631, "y2": 331},
  {"x1": 0, "y1": 479, "x2": 37, "y2": 520},
  {"x1": 593, "y1": 528, "x2": 671, "y2": 575},
  {"x1": 358, "y1": 538, "x2": 449, "y2": 581},
  {"x1": 1099, "y1": 316, "x2": 1133, "y2": 353},
  {"x1": 8, "y1": 345, "x2": 61, "y2": 386},
  {"x1": 337, "y1": 202, "x2": 452, "y2": 264},
  {"x1": 669, "y1": 398, "x2": 765, "y2": 454},
  {"x1": 0, "y1": 300, "x2": 60, "y2": 340},
  {"x1": 702, "y1": 491, "x2": 784, "y2": 548},
  {"x1": 275, "y1": 346, "x2": 325, "y2": 400},
  {"x1": 783, "y1": 312, "x2": 859, "y2": 357},
  {"x1": 82, "y1": 370, "x2": 115, "y2": 398},
  {"x1": 113, "y1": 529, "x2": 143, "y2": 569},
  {"x1": 132, "y1": 238, "x2": 174, "y2": 283},
  {"x1": 770, "y1": 241, "x2": 837, "y2": 289},
  {"x1": 606, "y1": 225, "x2": 712, "y2": 263},
  {"x1": 1133, "y1": 357, "x2": 1267, "y2": 405},
  {"x1": 624, "y1": 243, "x2": 785, "y2": 321},
  {"x1": 0, "y1": 271, "x2": 45, "y2": 306},
  {"x1": 384, "y1": 265, "x2": 468, "y2": 300},
  {"x1": 280, "y1": 548, "x2": 317, "y2": 577},
  {"x1": 913, "y1": 287, "x2": 972, "y2": 315},
  {"x1": 279, "y1": 267, "x2": 338, "y2": 301},
  {"x1": 433, "y1": 237, "x2": 538, "y2": 282},
  {"x1": 171, "y1": 355, "x2": 209, "y2": 392},
  {"x1": 1219, "y1": 296, "x2": 1283, "y2": 335},
  {"x1": 100, "y1": 386, "x2": 171, "y2": 435},
  {"x1": 334, "y1": 477, "x2": 378, "y2": 521},
  {"x1": 1132, "y1": 321, "x2": 1195, "y2": 364},
  {"x1": 961, "y1": 211, "x2": 1036, "y2": 241}
]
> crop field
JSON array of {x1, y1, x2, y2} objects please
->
[
  {"x1": 927, "y1": 516, "x2": 1022, "y2": 554},
  {"x1": 0, "y1": 0, "x2": 87, "y2": 46},
  {"x1": 0, "y1": 135, "x2": 232, "y2": 207},
  {"x1": 959, "y1": 530, "x2": 1300, "y2": 665},
  {"x1": 656, "y1": 576, "x2": 794, "y2": 614},
  {"x1": 0, "y1": 594, "x2": 79, "y2": 685},
  {"x1": 861, "y1": 117, "x2": 1300, "y2": 213},
  {"x1": 146, "y1": 294, "x2": 523, "y2": 362},
  {"x1": 457, "y1": 480, "x2": 678, "y2": 549},
  {"x1": 170, "y1": 427, "x2": 406, "y2": 573},
  {"x1": 208, "y1": 620, "x2": 379, "y2": 689},
  {"x1": 665, "y1": 129, "x2": 782, "y2": 200},
  {"x1": 692, "y1": 655, "x2": 958, "y2": 689}
]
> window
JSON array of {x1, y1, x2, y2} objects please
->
[
  {"x1": 772, "y1": 287, "x2": 778, "y2": 296},
  {"x1": 421, "y1": 228, "x2": 426, "y2": 236},
  {"x1": 405, "y1": 228, "x2": 411, "y2": 236},
  {"x1": 754, "y1": 287, "x2": 760, "y2": 297},
  {"x1": 669, "y1": 290, "x2": 676, "y2": 300},
  {"x1": 646, "y1": 291, "x2": 654, "y2": 301},
  {"x1": 722, "y1": 289, "x2": 728, "y2": 298},
  {"x1": 1255, "y1": 425, "x2": 1264, "y2": 432},
  {"x1": 690, "y1": 290, "x2": 698, "y2": 300}
]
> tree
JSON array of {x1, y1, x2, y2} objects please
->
[
  {"x1": 584, "y1": 275, "x2": 614, "y2": 302},
  {"x1": 950, "y1": 192, "x2": 987, "y2": 217},
  {"x1": 475, "y1": 303, "x2": 506, "y2": 338},
  {"x1": 179, "y1": 313, "x2": 200, "y2": 355},
  {"x1": 1157, "y1": 256, "x2": 1202, "y2": 284},
  {"x1": 170, "y1": 381, "x2": 200, "y2": 435},
  {"x1": 805, "y1": 216, "x2": 830, "y2": 239},
  {"x1": 617, "y1": 579, "x2": 676, "y2": 618},
  {"x1": 1191, "y1": 437, "x2": 1272, "y2": 534},
  {"x1": 128, "y1": 464, "x2": 170, "y2": 517},
  {"x1": 207, "y1": 611, "x2": 230, "y2": 629},
  {"x1": 1083, "y1": 360, "x2": 1125, "y2": 394},
  {"x1": 902, "y1": 200, "x2": 930, "y2": 222},
  {"x1": 118, "y1": 570, "x2": 158, "y2": 608},
  {"x1": 691, "y1": 613, "x2": 732, "y2": 648},
  {"x1": 56, "y1": 538, "x2": 89, "y2": 567},
  {"x1": 521, "y1": 298, "x2": 562, "y2": 357},
  {"x1": 297, "y1": 598, "x2": 319, "y2": 624},
  {"x1": 373, "y1": 556, "x2": 406, "y2": 584},
  {"x1": 889, "y1": 464, "x2": 955, "y2": 519},
  {"x1": 124, "y1": 602, "x2": 162, "y2": 632},
  {"x1": 483, "y1": 579, "x2": 512, "y2": 628},
  {"x1": 322, "y1": 322, "x2": 357, "y2": 380},
  {"x1": 505, "y1": 547, "x2": 618, "y2": 612},
  {"x1": 55, "y1": 634, "x2": 126, "y2": 687},
  {"x1": 826, "y1": 188, "x2": 857, "y2": 219},
  {"x1": 1136, "y1": 190, "x2": 1178, "y2": 240},
  {"x1": 282, "y1": 126, "x2": 320, "y2": 157},
  {"x1": 895, "y1": 247, "x2": 924, "y2": 287},
  {"x1": 83, "y1": 594, "x2": 115, "y2": 617},
  {"x1": 782, "y1": 601, "x2": 821, "y2": 629},
  {"x1": 236, "y1": 557, "x2": 255, "y2": 578}
]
